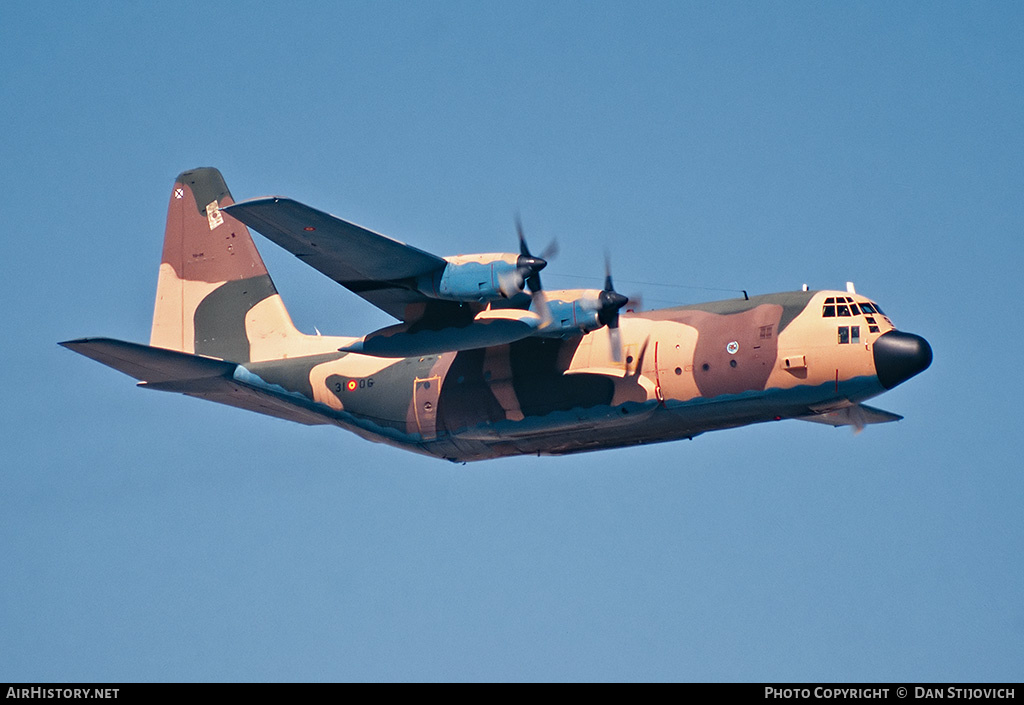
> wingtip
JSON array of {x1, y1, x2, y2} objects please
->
[{"x1": 59, "y1": 337, "x2": 103, "y2": 349}]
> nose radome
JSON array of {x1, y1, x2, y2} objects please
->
[{"x1": 873, "y1": 331, "x2": 933, "y2": 389}]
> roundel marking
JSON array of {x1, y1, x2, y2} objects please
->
[
  {"x1": 346, "y1": 379, "x2": 358, "y2": 391},
  {"x1": 726, "y1": 341, "x2": 739, "y2": 355}
]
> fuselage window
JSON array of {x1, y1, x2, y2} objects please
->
[
  {"x1": 838, "y1": 326, "x2": 850, "y2": 344},
  {"x1": 851, "y1": 326, "x2": 860, "y2": 344},
  {"x1": 869, "y1": 325, "x2": 880, "y2": 333}
]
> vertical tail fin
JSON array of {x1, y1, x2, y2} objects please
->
[{"x1": 150, "y1": 167, "x2": 302, "y2": 363}]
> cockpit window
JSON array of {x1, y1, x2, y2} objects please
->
[{"x1": 822, "y1": 298, "x2": 886, "y2": 319}]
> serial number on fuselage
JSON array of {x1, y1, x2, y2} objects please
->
[{"x1": 334, "y1": 377, "x2": 375, "y2": 392}]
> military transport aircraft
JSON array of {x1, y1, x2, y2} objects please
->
[{"x1": 61, "y1": 168, "x2": 932, "y2": 462}]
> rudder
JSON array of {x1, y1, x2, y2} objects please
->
[{"x1": 150, "y1": 167, "x2": 301, "y2": 363}]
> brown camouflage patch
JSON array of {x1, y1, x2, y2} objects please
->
[{"x1": 679, "y1": 304, "x2": 782, "y2": 397}]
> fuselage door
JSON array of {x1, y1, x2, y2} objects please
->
[
  {"x1": 414, "y1": 375, "x2": 441, "y2": 440},
  {"x1": 651, "y1": 322, "x2": 700, "y2": 402}
]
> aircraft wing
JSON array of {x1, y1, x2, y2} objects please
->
[
  {"x1": 342, "y1": 308, "x2": 543, "y2": 357},
  {"x1": 796, "y1": 403, "x2": 903, "y2": 428},
  {"x1": 223, "y1": 197, "x2": 449, "y2": 321}
]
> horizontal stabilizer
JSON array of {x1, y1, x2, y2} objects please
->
[
  {"x1": 61, "y1": 337, "x2": 336, "y2": 426},
  {"x1": 796, "y1": 403, "x2": 903, "y2": 428},
  {"x1": 60, "y1": 337, "x2": 237, "y2": 382},
  {"x1": 140, "y1": 376, "x2": 335, "y2": 426}
]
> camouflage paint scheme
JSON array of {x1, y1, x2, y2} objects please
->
[{"x1": 62, "y1": 168, "x2": 932, "y2": 463}]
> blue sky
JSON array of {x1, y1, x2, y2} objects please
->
[{"x1": 2, "y1": 1, "x2": 1022, "y2": 681}]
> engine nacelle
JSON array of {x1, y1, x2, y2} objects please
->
[
  {"x1": 416, "y1": 254, "x2": 528, "y2": 302},
  {"x1": 534, "y1": 290, "x2": 605, "y2": 336}
]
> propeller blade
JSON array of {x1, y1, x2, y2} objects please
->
[
  {"x1": 609, "y1": 324, "x2": 622, "y2": 363},
  {"x1": 497, "y1": 268, "x2": 525, "y2": 298},
  {"x1": 515, "y1": 213, "x2": 530, "y2": 256},
  {"x1": 513, "y1": 215, "x2": 558, "y2": 321},
  {"x1": 597, "y1": 289, "x2": 629, "y2": 327},
  {"x1": 849, "y1": 404, "x2": 867, "y2": 435},
  {"x1": 539, "y1": 238, "x2": 559, "y2": 261},
  {"x1": 630, "y1": 336, "x2": 650, "y2": 376},
  {"x1": 598, "y1": 251, "x2": 629, "y2": 361},
  {"x1": 531, "y1": 290, "x2": 551, "y2": 325},
  {"x1": 514, "y1": 215, "x2": 550, "y2": 294}
]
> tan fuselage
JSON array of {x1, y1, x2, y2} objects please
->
[
  {"x1": 240, "y1": 289, "x2": 911, "y2": 461},
  {"x1": 68, "y1": 169, "x2": 930, "y2": 463}
]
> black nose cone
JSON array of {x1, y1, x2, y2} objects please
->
[{"x1": 873, "y1": 331, "x2": 933, "y2": 389}]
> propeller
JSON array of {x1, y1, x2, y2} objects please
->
[
  {"x1": 514, "y1": 215, "x2": 556, "y2": 322},
  {"x1": 597, "y1": 253, "x2": 630, "y2": 362},
  {"x1": 623, "y1": 293, "x2": 643, "y2": 314},
  {"x1": 629, "y1": 336, "x2": 650, "y2": 378},
  {"x1": 849, "y1": 404, "x2": 867, "y2": 435}
]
